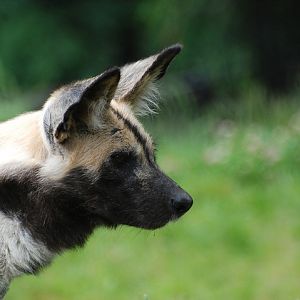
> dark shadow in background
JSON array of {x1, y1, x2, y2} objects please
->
[{"x1": 1, "y1": 0, "x2": 300, "y2": 106}]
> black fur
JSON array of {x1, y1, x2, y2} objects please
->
[
  {"x1": 0, "y1": 167, "x2": 97, "y2": 252},
  {"x1": 0, "y1": 148, "x2": 190, "y2": 254}
]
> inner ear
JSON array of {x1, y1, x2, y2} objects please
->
[
  {"x1": 81, "y1": 67, "x2": 121, "y2": 106},
  {"x1": 114, "y1": 44, "x2": 182, "y2": 115},
  {"x1": 53, "y1": 67, "x2": 120, "y2": 144}
]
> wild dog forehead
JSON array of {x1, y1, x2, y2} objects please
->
[{"x1": 110, "y1": 100, "x2": 154, "y2": 156}]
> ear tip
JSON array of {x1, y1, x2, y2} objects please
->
[
  {"x1": 162, "y1": 43, "x2": 183, "y2": 57},
  {"x1": 104, "y1": 66, "x2": 121, "y2": 79},
  {"x1": 98, "y1": 66, "x2": 121, "y2": 85},
  {"x1": 167, "y1": 43, "x2": 183, "y2": 52}
]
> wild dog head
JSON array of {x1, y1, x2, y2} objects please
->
[{"x1": 41, "y1": 44, "x2": 193, "y2": 230}]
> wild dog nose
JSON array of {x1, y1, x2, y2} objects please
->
[{"x1": 171, "y1": 191, "x2": 193, "y2": 217}]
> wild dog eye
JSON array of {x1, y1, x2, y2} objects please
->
[
  {"x1": 111, "y1": 128, "x2": 121, "y2": 135},
  {"x1": 110, "y1": 150, "x2": 136, "y2": 168}
]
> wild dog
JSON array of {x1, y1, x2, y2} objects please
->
[{"x1": 0, "y1": 44, "x2": 192, "y2": 298}]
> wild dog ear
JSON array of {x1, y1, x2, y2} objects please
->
[
  {"x1": 43, "y1": 67, "x2": 120, "y2": 145},
  {"x1": 114, "y1": 44, "x2": 182, "y2": 115}
]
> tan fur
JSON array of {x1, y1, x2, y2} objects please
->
[
  {"x1": 0, "y1": 112, "x2": 47, "y2": 167},
  {"x1": 0, "y1": 101, "x2": 153, "y2": 181},
  {"x1": 111, "y1": 100, "x2": 154, "y2": 153}
]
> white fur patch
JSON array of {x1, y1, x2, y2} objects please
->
[
  {"x1": 114, "y1": 55, "x2": 161, "y2": 116},
  {"x1": 0, "y1": 212, "x2": 54, "y2": 293},
  {"x1": 40, "y1": 155, "x2": 67, "y2": 180},
  {"x1": 0, "y1": 146, "x2": 32, "y2": 167},
  {"x1": 116, "y1": 55, "x2": 158, "y2": 100},
  {"x1": 134, "y1": 82, "x2": 160, "y2": 116}
]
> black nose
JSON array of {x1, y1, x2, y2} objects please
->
[{"x1": 171, "y1": 191, "x2": 193, "y2": 217}]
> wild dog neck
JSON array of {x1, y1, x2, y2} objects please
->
[
  {"x1": 0, "y1": 166, "x2": 103, "y2": 253},
  {"x1": 0, "y1": 111, "x2": 48, "y2": 166}
]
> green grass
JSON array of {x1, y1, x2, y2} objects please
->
[{"x1": 3, "y1": 98, "x2": 300, "y2": 300}]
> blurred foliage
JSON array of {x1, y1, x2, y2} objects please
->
[
  {"x1": 0, "y1": 0, "x2": 141, "y2": 89},
  {"x1": 0, "y1": 0, "x2": 300, "y2": 102}
]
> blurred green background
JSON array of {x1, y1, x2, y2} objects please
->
[{"x1": 1, "y1": 1, "x2": 300, "y2": 299}]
